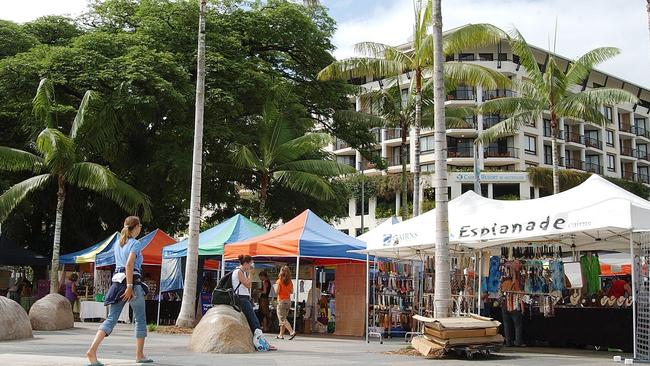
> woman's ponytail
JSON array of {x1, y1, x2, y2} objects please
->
[{"x1": 119, "y1": 216, "x2": 141, "y2": 246}]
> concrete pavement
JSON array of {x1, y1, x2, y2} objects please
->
[{"x1": 0, "y1": 322, "x2": 631, "y2": 365}]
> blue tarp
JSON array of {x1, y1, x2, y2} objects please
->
[
  {"x1": 298, "y1": 210, "x2": 368, "y2": 261},
  {"x1": 59, "y1": 232, "x2": 119, "y2": 264},
  {"x1": 95, "y1": 230, "x2": 157, "y2": 267}
]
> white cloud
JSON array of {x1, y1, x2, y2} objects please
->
[
  {"x1": 333, "y1": 0, "x2": 650, "y2": 89},
  {"x1": 0, "y1": 0, "x2": 88, "y2": 23}
]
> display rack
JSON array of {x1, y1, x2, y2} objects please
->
[{"x1": 370, "y1": 261, "x2": 415, "y2": 338}]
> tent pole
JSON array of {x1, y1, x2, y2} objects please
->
[
  {"x1": 630, "y1": 231, "x2": 637, "y2": 359},
  {"x1": 476, "y1": 249, "x2": 483, "y2": 315},
  {"x1": 365, "y1": 253, "x2": 369, "y2": 343},
  {"x1": 220, "y1": 256, "x2": 226, "y2": 278},
  {"x1": 293, "y1": 255, "x2": 300, "y2": 334},
  {"x1": 156, "y1": 285, "x2": 162, "y2": 326}
]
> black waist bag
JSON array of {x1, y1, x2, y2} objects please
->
[{"x1": 212, "y1": 270, "x2": 242, "y2": 312}]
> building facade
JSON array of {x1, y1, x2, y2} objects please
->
[{"x1": 330, "y1": 28, "x2": 650, "y2": 236}]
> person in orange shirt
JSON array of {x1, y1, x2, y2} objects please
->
[{"x1": 275, "y1": 266, "x2": 296, "y2": 340}]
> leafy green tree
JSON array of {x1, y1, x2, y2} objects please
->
[
  {"x1": 23, "y1": 16, "x2": 82, "y2": 45},
  {"x1": 477, "y1": 28, "x2": 638, "y2": 194},
  {"x1": 0, "y1": 79, "x2": 151, "y2": 293},
  {"x1": 0, "y1": 20, "x2": 38, "y2": 59},
  {"x1": 231, "y1": 94, "x2": 356, "y2": 223}
]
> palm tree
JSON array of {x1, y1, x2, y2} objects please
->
[
  {"x1": 0, "y1": 79, "x2": 151, "y2": 294},
  {"x1": 430, "y1": 0, "x2": 452, "y2": 318},
  {"x1": 647, "y1": 1, "x2": 650, "y2": 51},
  {"x1": 176, "y1": 0, "x2": 207, "y2": 328},
  {"x1": 476, "y1": 28, "x2": 638, "y2": 194},
  {"x1": 231, "y1": 99, "x2": 356, "y2": 222},
  {"x1": 359, "y1": 83, "x2": 474, "y2": 219},
  {"x1": 318, "y1": 1, "x2": 505, "y2": 217}
]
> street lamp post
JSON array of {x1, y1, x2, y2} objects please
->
[
  {"x1": 358, "y1": 161, "x2": 365, "y2": 235},
  {"x1": 474, "y1": 143, "x2": 481, "y2": 196}
]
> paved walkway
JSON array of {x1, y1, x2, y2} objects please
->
[{"x1": 0, "y1": 322, "x2": 631, "y2": 365}]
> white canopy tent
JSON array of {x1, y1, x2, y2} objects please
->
[{"x1": 361, "y1": 175, "x2": 650, "y2": 256}]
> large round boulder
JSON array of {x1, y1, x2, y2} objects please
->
[
  {"x1": 29, "y1": 293, "x2": 74, "y2": 331},
  {"x1": 0, "y1": 296, "x2": 33, "y2": 341},
  {"x1": 189, "y1": 305, "x2": 255, "y2": 354}
]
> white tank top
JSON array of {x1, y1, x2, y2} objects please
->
[{"x1": 231, "y1": 268, "x2": 250, "y2": 297}]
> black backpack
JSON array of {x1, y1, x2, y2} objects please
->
[{"x1": 212, "y1": 270, "x2": 242, "y2": 311}]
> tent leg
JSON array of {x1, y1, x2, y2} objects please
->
[
  {"x1": 476, "y1": 250, "x2": 483, "y2": 315},
  {"x1": 156, "y1": 288, "x2": 162, "y2": 326},
  {"x1": 365, "y1": 253, "x2": 369, "y2": 344},
  {"x1": 220, "y1": 256, "x2": 226, "y2": 278},
  {"x1": 293, "y1": 255, "x2": 300, "y2": 334},
  {"x1": 630, "y1": 231, "x2": 637, "y2": 360}
]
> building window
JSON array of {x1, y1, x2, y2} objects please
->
[
  {"x1": 419, "y1": 135, "x2": 435, "y2": 153},
  {"x1": 459, "y1": 53, "x2": 475, "y2": 61},
  {"x1": 513, "y1": 54, "x2": 520, "y2": 64},
  {"x1": 445, "y1": 54, "x2": 455, "y2": 62},
  {"x1": 524, "y1": 135, "x2": 537, "y2": 155},
  {"x1": 493, "y1": 184, "x2": 520, "y2": 200},
  {"x1": 498, "y1": 53, "x2": 508, "y2": 61},
  {"x1": 340, "y1": 229, "x2": 349, "y2": 235},
  {"x1": 606, "y1": 130, "x2": 615, "y2": 147},
  {"x1": 525, "y1": 161, "x2": 538, "y2": 169},
  {"x1": 355, "y1": 197, "x2": 369, "y2": 216},
  {"x1": 607, "y1": 154, "x2": 616, "y2": 172},
  {"x1": 478, "y1": 53, "x2": 494, "y2": 61},
  {"x1": 461, "y1": 183, "x2": 488, "y2": 197},
  {"x1": 604, "y1": 106, "x2": 613, "y2": 123},
  {"x1": 355, "y1": 228, "x2": 368, "y2": 237},
  {"x1": 421, "y1": 163, "x2": 434, "y2": 173},
  {"x1": 529, "y1": 187, "x2": 535, "y2": 199}
]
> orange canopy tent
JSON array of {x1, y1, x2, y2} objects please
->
[{"x1": 95, "y1": 229, "x2": 176, "y2": 267}]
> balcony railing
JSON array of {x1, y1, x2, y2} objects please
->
[
  {"x1": 448, "y1": 146, "x2": 474, "y2": 158},
  {"x1": 565, "y1": 132, "x2": 585, "y2": 145},
  {"x1": 484, "y1": 146, "x2": 519, "y2": 158},
  {"x1": 337, "y1": 158, "x2": 356, "y2": 168},
  {"x1": 544, "y1": 156, "x2": 565, "y2": 166},
  {"x1": 622, "y1": 170, "x2": 636, "y2": 182},
  {"x1": 482, "y1": 89, "x2": 516, "y2": 101},
  {"x1": 584, "y1": 162, "x2": 603, "y2": 175},
  {"x1": 543, "y1": 127, "x2": 565, "y2": 139},
  {"x1": 389, "y1": 154, "x2": 410, "y2": 166},
  {"x1": 584, "y1": 136, "x2": 603, "y2": 150},
  {"x1": 636, "y1": 126, "x2": 650, "y2": 139},
  {"x1": 565, "y1": 159, "x2": 583, "y2": 170},
  {"x1": 385, "y1": 128, "x2": 402, "y2": 140},
  {"x1": 637, "y1": 150, "x2": 650, "y2": 161},
  {"x1": 447, "y1": 89, "x2": 476, "y2": 101},
  {"x1": 621, "y1": 147, "x2": 638, "y2": 158},
  {"x1": 619, "y1": 123, "x2": 634, "y2": 134},
  {"x1": 483, "y1": 116, "x2": 504, "y2": 129}
]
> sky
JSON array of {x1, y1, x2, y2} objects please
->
[{"x1": 2, "y1": 0, "x2": 649, "y2": 88}]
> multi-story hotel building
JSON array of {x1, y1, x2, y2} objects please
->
[{"x1": 330, "y1": 26, "x2": 650, "y2": 236}]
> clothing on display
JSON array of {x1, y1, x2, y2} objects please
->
[{"x1": 580, "y1": 253, "x2": 601, "y2": 295}]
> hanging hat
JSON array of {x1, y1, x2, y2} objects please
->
[
  {"x1": 607, "y1": 296, "x2": 617, "y2": 307},
  {"x1": 626, "y1": 297, "x2": 633, "y2": 307},
  {"x1": 600, "y1": 296, "x2": 609, "y2": 307},
  {"x1": 617, "y1": 296, "x2": 626, "y2": 307},
  {"x1": 570, "y1": 292, "x2": 581, "y2": 306}
]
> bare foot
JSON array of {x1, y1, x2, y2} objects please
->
[{"x1": 86, "y1": 350, "x2": 98, "y2": 364}]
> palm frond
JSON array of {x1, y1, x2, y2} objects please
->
[
  {"x1": 565, "y1": 47, "x2": 620, "y2": 87},
  {"x1": 65, "y1": 162, "x2": 152, "y2": 220},
  {"x1": 0, "y1": 147, "x2": 46, "y2": 173},
  {"x1": 333, "y1": 109, "x2": 386, "y2": 129},
  {"x1": 36, "y1": 128, "x2": 76, "y2": 171},
  {"x1": 479, "y1": 97, "x2": 545, "y2": 116},
  {"x1": 32, "y1": 78, "x2": 55, "y2": 127},
  {"x1": 443, "y1": 62, "x2": 512, "y2": 90},
  {"x1": 507, "y1": 28, "x2": 544, "y2": 87},
  {"x1": 273, "y1": 170, "x2": 336, "y2": 200},
  {"x1": 70, "y1": 90, "x2": 102, "y2": 139},
  {"x1": 317, "y1": 57, "x2": 406, "y2": 81},
  {"x1": 475, "y1": 111, "x2": 539, "y2": 144},
  {"x1": 443, "y1": 24, "x2": 507, "y2": 55},
  {"x1": 276, "y1": 159, "x2": 356, "y2": 176},
  {"x1": 556, "y1": 88, "x2": 638, "y2": 124},
  {"x1": 231, "y1": 145, "x2": 265, "y2": 172},
  {"x1": 0, "y1": 174, "x2": 52, "y2": 222}
]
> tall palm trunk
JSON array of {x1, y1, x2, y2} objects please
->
[
  {"x1": 400, "y1": 126, "x2": 409, "y2": 218},
  {"x1": 259, "y1": 173, "x2": 270, "y2": 222},
  {"x1": 49, "y1": 176, "x2": 65, "y2": 294},
  {"x1": 431, "y1": 0, "x2": 451, "y2": 318},
  {"x1": 551, "y1": 113, "x2": 560, "y2": 194},
  {"x1": 413, "y1": 69, "x2": 422, "y2": 217},
  {"x1": 647, "y1": 1, "x2": 650, "y2": 53},
  {"x1": 177, "y1": 0, "x2": 207, "y2": 328}
]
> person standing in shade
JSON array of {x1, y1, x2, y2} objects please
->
[
  {"x1": 86, "y1": 216, "x2": 152, "y2": 365},
  {"x1": 258, "y1": 271, "x2": 272, "y2": 332},
  {"x1": 64, "y1": 273, "x2": 79, "y2": 307},
  {"x1": 275, "y1": 266, "x2": 296, "y2": 340}
]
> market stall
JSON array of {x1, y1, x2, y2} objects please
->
[
  {"x1": 448, "y1": 175, "x2": 650, "y2": 355},
  {"x1": 158, "y1": 214, "x2": 267, "y2": 323},
  {"x1": 0, "y1": 234, "x2": 49, "y2": 310},
  {"x1": 223, "y1": 209, "x2": 368, "y2": 336}
]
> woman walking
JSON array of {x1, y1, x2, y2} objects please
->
[
  {"x1": 276, "y1": 266, "x2": 296, "y2": 340},
  {"x1": 64, "y1": 273, "x2": 78, "y2": 307},
  {"x1": 258, "y1": 271, "x2": 272, "y2": 332},
  {"x1": 86, "y1": 216, "x2": 152, "y2": 365}
]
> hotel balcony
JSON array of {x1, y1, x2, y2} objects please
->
[
  {"x1": 446, "y1": 89, "x2": 476, "y2": 102},
  {"x1": 484, "y1": 146, "x2": 519, "y2": 159},
  {"x1": 565, "y1": 131, "x2": 585, "y2": 145},
  {"x1": 584, "y1": 136, "x2": 603, "y2": 150},
  {"x1": 482, "y1": 89, "x2": 516, "y2": 101}
]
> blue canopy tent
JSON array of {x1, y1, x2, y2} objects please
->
[{"x1": 59, "y1": 232, "x2": 119, "y2": 265}]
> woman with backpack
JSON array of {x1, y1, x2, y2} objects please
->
[
  {"x1": 276, "y1": 266, "x2": 296, "y2": 340},
  {"x1": 232, "y1": 255, "x2": 275, "y2": 351}
]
